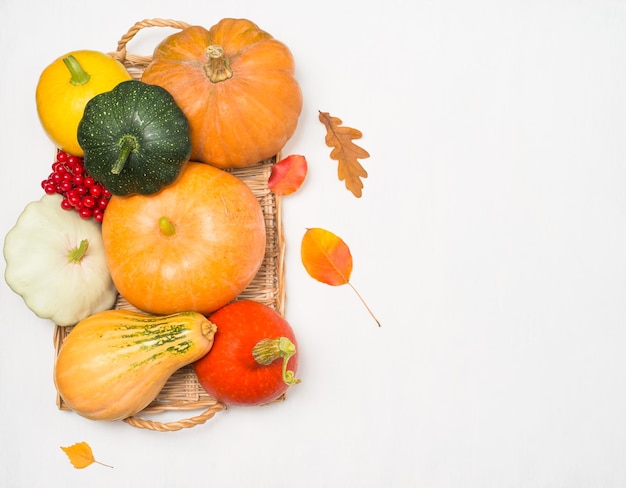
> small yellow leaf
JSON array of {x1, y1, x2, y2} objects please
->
[{"x1": 61, "y1": 442, "x2": 112, "y2": 469}]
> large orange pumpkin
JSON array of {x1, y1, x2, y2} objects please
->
[
  {"x1": 101, "y1": 162, "x2": 266, "y2": 315},
  {"x1": 141, "y1": 18, "x2": 303, "y2": 169}
]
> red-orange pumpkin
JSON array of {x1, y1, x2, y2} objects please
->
[
  {"x1": 101, "y1": 162, "x2": 266, "y2": 315},
  {"x1": 141, "y1": 18, "x2": 303, "y2": 169}
]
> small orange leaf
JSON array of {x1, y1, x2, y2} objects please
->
[
  {"x1": 301, "y1": 227, "x2": 380, "y2": 326},
  {"x1": 268, "y1": 154, "x2": 308, "y2": 196},
  {"x1": 319, "y1": 111, "x2": 370, "y2": 198},
  {"x1": 61, "y1": 442, "x2": 112, "y2": 469}
]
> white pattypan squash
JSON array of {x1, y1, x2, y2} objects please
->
[{"x1": 3, "y1": 194, "x2": 117, "y2": 326}]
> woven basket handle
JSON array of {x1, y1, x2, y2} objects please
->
[
  {"x1": 123, "y1": 402, "x2": 227, "y2": 432},
  {"x1": 110, "y1": 18, "x2": 191, "y2": 70}
]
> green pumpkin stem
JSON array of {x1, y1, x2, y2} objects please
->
[
  {"x1": 251, "y1": 337, "x2": 301, "y2": 386},
  {"x1": 63, "y1": 55, "x2": 91, "y2": 86},
  {"x1": 111, "y1": 135, "x2": 137, "y2": 174},
  {"x1": 158, "y1": 216, "x2": 176, "y2": 236},
  {"x1": 204, "y1": 45, "x2": 233, "y2": 83},
  {"x1": 67, "y1": 239, "x2": 89, "y2": 264}
]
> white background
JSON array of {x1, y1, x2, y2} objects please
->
[{"x1": 2, "y1": 0, "x2": 626, "y2": 486}]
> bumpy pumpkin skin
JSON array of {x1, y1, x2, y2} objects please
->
[
  {"x1": 141, "y1": 19, "x2": 303, "y2": 169},
  {"x1": 101, "y1": 162, "x2": 266, "y2": 315},
  {"x1": 78, "y1": 80, "x2": 192, "y2": 196}
]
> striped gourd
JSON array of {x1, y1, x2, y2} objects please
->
[{"x1": 54, "y1": 309, "x2": 216, "y2": 421}]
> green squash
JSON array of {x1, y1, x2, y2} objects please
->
[{"x1": 77, "y1": 80, "x2": 191, "y2": 196}]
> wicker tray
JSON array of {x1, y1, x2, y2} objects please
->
[{"x1": 52, "y1": 19, "x2": 286, "y2": 432}]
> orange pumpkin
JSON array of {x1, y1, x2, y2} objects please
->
[
  {"x1": 101, "y1": 162, "x2": 266, "y2": 315},
  {"x1": 141, "y1": 18, "x2": 303, "y2": 169}
]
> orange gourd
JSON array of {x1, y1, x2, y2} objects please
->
[
  {"x1": 36, "y1": 50, "x2": 132, "y2": 157},
  {"x1": 101, "y1": 162, "x2": 266, "y2": 315},
  {"x1": 55, "y1": 309, "x2": 216, "y2": 421},
  {"x1": 141, "y1": 18, "x2": 303, "y2": 169}
]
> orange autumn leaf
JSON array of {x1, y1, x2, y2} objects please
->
[
  {"x1": 318, "y1": 111, "x2": 370, "y2": 198},
  {"x1": 61, "y1": 441, "x2": 113, "y2": 469},
  {"x1": 301, "y1": 227, "x2": 353, "y2": 285},
  {"x1": 268, "y1": 154, "x2": 308, "y2": 196},
  {"x1": 301, "y1": 227, "x2": 380, "y2": 326}
]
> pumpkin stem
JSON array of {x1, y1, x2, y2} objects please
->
[
  {"x1": 251, "y1": 337, "x2": 301, "y2": 386},
  {"x1": 67, "y1": 239, "x2": 89, "y2": 264},
  {"x1": 158, "y1": 216, "x2": 176, "y2": 237},
  {"x1": 111, "y1": 135, "x2": 137, "y2": 174},
  {"x1": 204, "y1": 45, "x2": 233, "y2": 83},
  {"x1": 63, "y1": 55, "x2": 91, "y2": 86}
]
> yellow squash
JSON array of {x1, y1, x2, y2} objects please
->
[
  {"x1": 54, "y1": 309, "x2": 216, "y2": 421},
  {"x1": 36, "y1": 50, "x2": 132, "y2": 156}
]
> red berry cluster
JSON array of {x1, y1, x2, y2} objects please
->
[{"x1": 41, "y1": 151, "x2": 112, "y2": 222}]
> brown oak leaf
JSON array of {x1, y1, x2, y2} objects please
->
[{"x1": 318, "y1": 111, "x2": 370, "y2": 198}]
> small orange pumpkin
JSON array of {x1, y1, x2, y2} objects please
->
[
  {"x1": 141, "y1": 18, "x2": 303, "y2": 169},
  {"x1": 101, "y1": 162, "x2": 266, "y2": 315}
]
